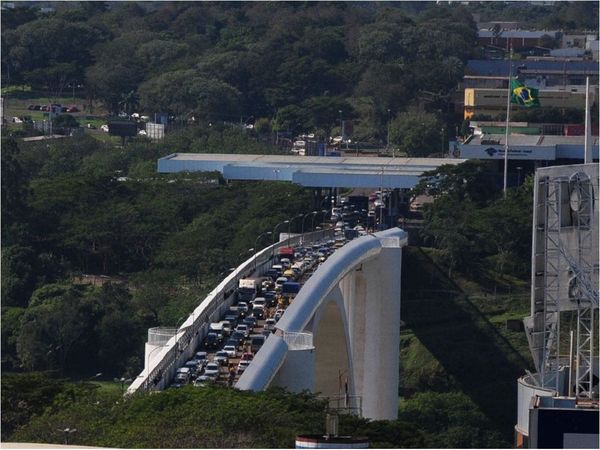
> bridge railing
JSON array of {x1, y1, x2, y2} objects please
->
[{"x1": 128, "y1": 228, "x2": 334, "y2": 394}]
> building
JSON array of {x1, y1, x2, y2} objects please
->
[
  {"x1": 463, "y1": 87, "x2": 596, "y2": 120},
  {"x1": 478, "y1": 29, "x2": 560, "y2": 50},
  {"x1": 457, "y1": 134, "x2": 599, "y2": 163},
  {"x1": 465, "y1": 60, "x2": 599, "y2": 87}
]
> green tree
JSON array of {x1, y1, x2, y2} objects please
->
[
  {"x1": 16, "y1": 285, "x2": 91, "y2": 373},
  {"x1": 138, "y1": 70, "x2": 241, "y2": 120},
  {"x1": 389, "y1": 112, "x2": 443, "y2": 157}
]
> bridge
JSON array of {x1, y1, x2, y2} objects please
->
[
  {"x1": 128, "y1": 227, "x2": 407, "y2": 420},
  {"x1": 157, "y1": 153, "x2": 465, "y2": 188}
]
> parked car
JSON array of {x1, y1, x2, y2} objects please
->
[
  {"x1": 203, "y1": 332, "x2": 220, "y2": 350},
  {"x1": 243, "y1": 316, "x2": 257, "y2": 329},
  {"x1": 229, "y1": 331, "x2": 245, "y2": 346},
  {"x1": 237, "y1": 301, "x2": 249, "y2": 317},
  {"x1": 252, "y1": 297, "x2": 267, "y2": 309},
  {"x1": 236, "y1": 324, "x2": 250, "y2": 338},
  {"x1": 274, "y1": 309, "x2": 286, "y2": 321},
  {"x1": 237, "y1": 360, "x2": 250, "y2": 375},
  {"x1": 184, "y1": 360, "x2": 199, "y2": 376},
  {"x1": 214, "y1": 351, "x2": 229, "y2": 366},
  {"x1": 223, "y1": 344, "x2": 237, "y2": 358},
  {"x1": 240, "y1": 352, "x2": 254, "y2": 362},
  {"x1": 264, "y1": 318, "x2": 276, "y2": 332},
  {"x1": 204, "y1": 362, "x2": 220, "y2": 380},
  {"x1": 252, "y1": 306, "x2": 265, "y2": 320},
  {"x1": 100, "y1": 124, "x2": 109, "y2": 132},
  {"x1": 194, "y1": 351, "x2": 208, "y2": 367}
]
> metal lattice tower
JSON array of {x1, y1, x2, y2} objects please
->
[
  {"x1": 540, "y1": 176, "x2": 564, "y2": 391},
  {"x1": 569, "y1": 172, "x2": 596, "y2": 399}
]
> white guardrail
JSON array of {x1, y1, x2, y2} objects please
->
[{"x1": 128, "y1": 229, "x2": 334, "y2": 394}]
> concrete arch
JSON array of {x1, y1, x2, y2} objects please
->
[{"x1": 236, "y1": 228, "x2": 407, "y2": 420}]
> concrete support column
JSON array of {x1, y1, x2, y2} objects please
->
[
  {"x1": 356, "y1": 247, "x2": 402, "y2": 420},
  {"x1": 275, "y1": 348, "x2": 315, "y2": 392},
  {"x1": 344, "y1": 269, "x2": 366, "y2": 402}
]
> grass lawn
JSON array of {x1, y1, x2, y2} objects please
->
[
  {"x1": 90, "y1": 380, "x2": 127, "y2": 395},
  {"x1": 400, "y1": 246, "x2": 533, "y2": 443}
]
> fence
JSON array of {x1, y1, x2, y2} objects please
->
[
  {"x1": 128, "y1": 228, "x2": 334, "y2": 394},
  {"x1": 283, "y1": 331, "x2": 314, "y2": 350}
]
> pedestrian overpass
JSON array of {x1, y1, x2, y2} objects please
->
[{"x1": 128, "y1": 228, "x2": 406, "y2": 420}]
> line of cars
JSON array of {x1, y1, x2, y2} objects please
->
[
  {"x1": 169, "y1": 238, "x2": 344, "y2": 389},
  {"x1": 27, "y1": 104, "x2": 79, "y2": 113}
]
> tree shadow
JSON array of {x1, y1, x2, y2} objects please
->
[{"x1": 401, "y1": 247, "x2": 532, "y2": 440}]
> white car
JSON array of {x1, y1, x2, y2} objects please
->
[
  {"x1": 204, "y1": 362, "x2": 220, "y2": 379},
  {"x1": 264, "y1": 318, "x2": 276, "y2": 332},
  {"x1": 223, "y1": 345, "x2": 237, "y2": 358},
  {"x1": 253, "y1": 297, "x2": 267, "y2": 309},
  {"x1": 100, "y1": 124, "x2": 109, "y2": 132},
  {"x1": 237, "y1": 360, "x2": 250, "y2": 374}
]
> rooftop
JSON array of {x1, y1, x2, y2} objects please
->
[
  {"x1": 468, "y1": 134, "x2": 600, "y2": 146},
  {"x1": 466, "y1": 59, "x2": 599, "y2": 77}
]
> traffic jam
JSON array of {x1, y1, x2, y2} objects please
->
[{"x1": 170, "y1": 233, "x2": 351, "y2": 389}]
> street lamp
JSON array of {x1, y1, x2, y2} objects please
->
[
  {"x1": 288, "y1": 214, "x2": 304, "y2": 246},
  {"x1": 302, "y1": 211, "x2": 318, "y2": 242},
  {"x1": 312, "y1": 209, "x2": 328, "y2": 232},
  {"x1": 57, "y1": 428, "x2": 77, "y2": 445},
  {"x1": 113, "y1": 377, "x2": 132, "y2": 394},
  {"x1": 254, "y1": 231, "x2": 272, "y2": 270},
  {"x1": 239, "y1": 247, "x2": 254, "y2": 263},
  {"x1": 146, "y1": 346, "x2": 163, "y2": 378},
  {"x1": 272, "y1": 220, "x2": 289, "y2": 259},
  {"x1": 387, "y1": 109, "x2": 391, "y2": 153}
]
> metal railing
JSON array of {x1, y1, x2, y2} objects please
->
[{"x1": 283, "y1": 331, "x2": 314, "y2": 350}]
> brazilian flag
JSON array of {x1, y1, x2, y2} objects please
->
[{"x1": 510, "y1": 78, "x2": 540, "y2": 108}]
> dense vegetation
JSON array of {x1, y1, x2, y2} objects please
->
[{"x1": 2, "y1": 1, "x2": 580, "y2": 447}]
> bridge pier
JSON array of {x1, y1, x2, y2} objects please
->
[
  {"x1": 355, "y1": 247, "x2": 402, "y2": 420},
  {"x1": 236, "y1": 228, "x2": 406, "y2": 421}
]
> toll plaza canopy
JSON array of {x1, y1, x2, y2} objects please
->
[{"x1": 157, "y1": 153, "x2": 466, "y2": 189}]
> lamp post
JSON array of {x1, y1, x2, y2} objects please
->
[
  {"x1": 113, "y1": 377, "x2": 132, "y2": 394},
  {"x1": 57, "y1": 428, "x2": 77, "y2": 445},
  {"x1": 379, "y1": 167, "x2": 384, "y2": 230},
  {"x1": 272, "y1": 220, "x2": 289, "y2": 260},
  {"x1": 287, "y1": 214, "x2": 304, "y2": 246},
  {"x1": 312, "y1": 209, "x2": 328, "y2": 232},
  {"x1": 238, "y1": 247, "x2": 254, "y2": 263},
  {"x1": 254, "y1": 231, "x2": 272, "y2": 270},
  {"x1": 387, "y1": 109, "x2": 391, "y2": 154},
  {"x1": 302, "y1": 211, "x2": 318, "y2": 243},
  {"x1": 146, "y1": 346, "x2": 164, "y2": 379}
]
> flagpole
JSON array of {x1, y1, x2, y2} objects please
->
[
  {"x1": 503, "y1": 47, "x2": 512, "y2": 197},
  {"x1": 584, "y1": 76, "x2": 591, "y2": 163}
]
